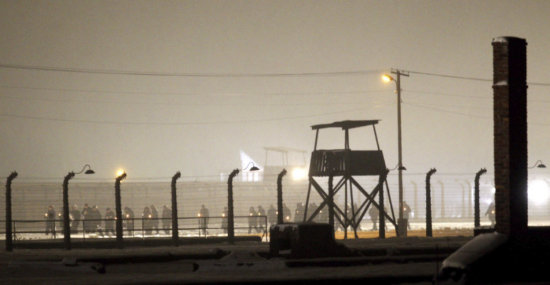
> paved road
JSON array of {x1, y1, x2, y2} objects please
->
[{"x1": 0, "y1": 236, "x2": 471, "y2": 284}]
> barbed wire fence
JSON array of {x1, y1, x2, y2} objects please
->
[{"x1": 2, "y1": 171, "x2": 549, "y2": 240}]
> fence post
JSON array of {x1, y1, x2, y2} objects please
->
[
  {"x1": 277, "y1": 169, "x2": 287, "y2": 224},
  {"x1": 5, "y1": 171, "x2": 18, "y2": 251},
  {"x1": 474, "y1": 168, "x2": 487, "y2": 228},
  {"x1": 426, "y1": 168, "x2": 437, "y2": 237},
  {"x1": 115, "y1": 172, "x2": 127, "y2": 249},
  {"x1": 171, "y1": 171, "x2": 181, "y2": 246},
  {"x1": 227, "y1": 169, "x2": 239, "y2": 244},
  {"x1": 62, "y1": 172, "x2": 75, "y2": 250},
  {"x1": 378, "y1": 169, "x2": 389, "y2": 239}
]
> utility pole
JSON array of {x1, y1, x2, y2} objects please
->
[{"x1": 384, "y1": 68, "x2": 409, "y2": 236}]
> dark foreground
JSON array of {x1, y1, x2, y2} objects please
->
[{"x1": 0, "y1": 236, "x2": 472, "y2": 284}]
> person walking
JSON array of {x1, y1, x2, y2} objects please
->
[
  {"x1": 150, "y1": 205, "x2": 159, "y2": 234},
  {"x1": 104, "y1": 208, "x2": 115, "y2": 237},
  {"x1": 142, "y1": 206, "x2": 152, "y2": 235},
  {"x1": 161, "y1": 205, "x2": 171, "y2": 234},
  {"x1": 199, "y1": 205, "x2": 209, "y2": 236},
  {"x1": 369, "y1": 206, "x2": 379, "y2": 230},
  {"x1": 70, "y1": 204, "x2": 81, "y2": 234},
  {"x1": 403, "y1": 201, "x2": 412, "y2": 230},
  {"x1": 267, "y1": 204, "x2": 276, "y2": 227},
  {"x1": 221, "y1": 206, "x2": 228, "y2": 234},
  {"x1": 257, "y1": 205, "x2": 266, "y2": 233},
  {"x1": 44, "y1": 205, "x2": 56, "y2": 236},
  {"x1": 124, "y1": 206, "x2": 135, "y2": 236},
  {"x1": 248, "y1": 206, "x2": 257, "y2": 234}
]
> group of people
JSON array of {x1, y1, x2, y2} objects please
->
[
  {"x1": 44, "y1": 204, "x2": 173, "y2": 237},
  {"x1": 44, "y1": 204, "x2": 116, "y2": 236},
  {"x1": 43, "y1": 200, "x2": 427, "y2": 237},
  {"x1": 141, "y1": 205, "x2": 173, "y2": 235}
]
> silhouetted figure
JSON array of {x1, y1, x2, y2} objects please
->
[
  {"x1": 45, "y1": 205, "x2": 56, "y2": 236},
  {"x1": 248, "y1": 206, "x2": 257, "y2": 234},
  {"x1": 485, "y1": 201, "x2": 496, "y2": 226},
  {"x1": 150, "y1": 205, "x2": 159, "y2": 234},
  {"x1": 161, "y1": 205, "x2": 171, "y2": 234},
  {"x1": 403, "y1": 201, "x2": 412, "y2": 230},
  {"x1": 353, "y1": 203, "x2": 362, "y2": 231},
  {"x1": 82, "y1": 204, "x2": 91, "y2": 234},
  {"x1": 124, "y1": 207, "x2": 135, "y2": 236},
  {"x1": 91, "y1": 205, "x2": 103, "y2": 236},
  {"x1": 319, "y1": 205, "x2": 328, "y2": 223},
  {"x1": 104, "y1": 208, "x2": 115, "y2": 236},
  {"x1": 57, "y1": 212, "x2": 64, "y2": 232},
  {"x1": 221, "y1": 206, "x2": 228, "y2": 234},
  {"x1": 257, "y1": 205, "x2": 266, "y2": 232},
  {"x1": 70, "y1": 204, "x2": 81, "y2": 234},
  {"x1": 283, "y1": 203, "x2": 291, "y2": 223},
  {"x1": 267, "y1": 204, "x2": 276, "y2": 226},
  {"x1": 198, "y1": 205, "x2": 209, "y2": 236},
  {"x1": 142, "y1": 206, "x2": 152, "y2": 235},
  {"x1": 369, "y1": 206, "x2": 379, "y2": 230},
  {"x1": 294, "y1": 202, "x2": 304, "y2": 223}
]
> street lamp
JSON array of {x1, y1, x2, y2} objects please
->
[
  {"x1": 382, "y1": 68, "x2": 409, "y2": 237},
  {"x1": 63, "y1": 164, "x2": 95, "y2": 250},
  {"x1": 529, "y1": 160, "x2": 546, "y2": 169}
]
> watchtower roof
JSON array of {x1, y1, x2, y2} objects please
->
[{"x1": 311, "y1": 120, "x2": 380, "y2": 130}]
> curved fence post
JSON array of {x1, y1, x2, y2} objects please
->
[
  {"x1": 171, "y1": 171, "x2": 181, "y2": 246},
  {"x1": 277, "y1": 169, "x2": 287, "y2": 224},
  {"x1": 62, "y1": 172, "x2": 75, "y2": 250},
  {"x1": 5, "y1": 171, "x2": 18, "y2": 251},
  {"x1": 227, "y1": 169, "x2": 239, "y2": 244},
  {"x1": 474, "y1": 168, "x2": 487, "y2": 228},
  {"x1": 426, "y1": 168, "x2": 437, "y2": 237},
  {"x1": 115, "y1": 172, "x2": 127, "y2": 248}
]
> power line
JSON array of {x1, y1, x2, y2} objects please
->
[
  {"x1": 0, "y1": 107, "x2": 368, "y2": 126},
  {"x1": 0, "y1": 63, "x2": 383, "y2": 78},
  {"x1": 407, "y1": 69, "x2": 550, "y2": 86},
  {"x1": 0, "y1": 93, "x2": 389, "y2": 107},
  {"x1": 0, "y1": 85, "x2": 388, "y2": 97},
  {"x1": 404, "y1": 101, "x2": 550, "y2": 126}
]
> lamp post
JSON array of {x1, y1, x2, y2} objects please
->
[
  {"x1": 115, "y1": 171, "x2": 127, "y2": 249},
  {"x1": 383, "y1": 69, "x2": 409, "y2": 237},
  {"x1": 63, "y1": 164, "x2": 94, "y2": 250},
  {"x1": 227, "y1": 162, "x2": 259, "y2": 244},
  {"x1": 5, "y1": 171, "x2": 18, "y2": 251}
]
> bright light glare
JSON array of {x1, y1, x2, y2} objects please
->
[
  {"x1": 528, "y1": 180, "x2": 550, "y2": 205},
  {"x1": 291, "y1": 167, "x2": 307, "y2": 181},
  {"x1": 116, "y1": 169, "x2": 125, "y2": 177},
  {"x1": 381, "y1": 74, "x2": 393, "y2": 83}
]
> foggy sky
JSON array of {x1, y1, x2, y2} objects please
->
[{"x1": 1, "y1": 0, "x2": 549, "y2": 181}]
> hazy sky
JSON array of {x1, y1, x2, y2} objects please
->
[{"x1": 1, "y1": 0, "x2": 549, "y2": 181}]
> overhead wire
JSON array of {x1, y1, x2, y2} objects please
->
[{"x1": 0, "y1": 63, "x2": 383, "y2": 77}]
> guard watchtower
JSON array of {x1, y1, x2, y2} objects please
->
[{"x1": 303, "y1": 120, "x2": 397, "y2": 238}]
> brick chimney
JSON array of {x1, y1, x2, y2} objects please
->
[{"x1": 492, "y1": 37, "x2": 528, "y2": 237}]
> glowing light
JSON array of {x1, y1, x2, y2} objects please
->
[
  {"x1": 382, "y1": 74, "x2": 393, "y2": 83},
  {"x1": 116, "y1": 169, "x2": 125, "y2": 178},
  {"x1": 528, "y1": 180, "x2": 550, "y2": 205},
  {"x1": 291, "y1": 167, "x2": 308, "y2": 181}
]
